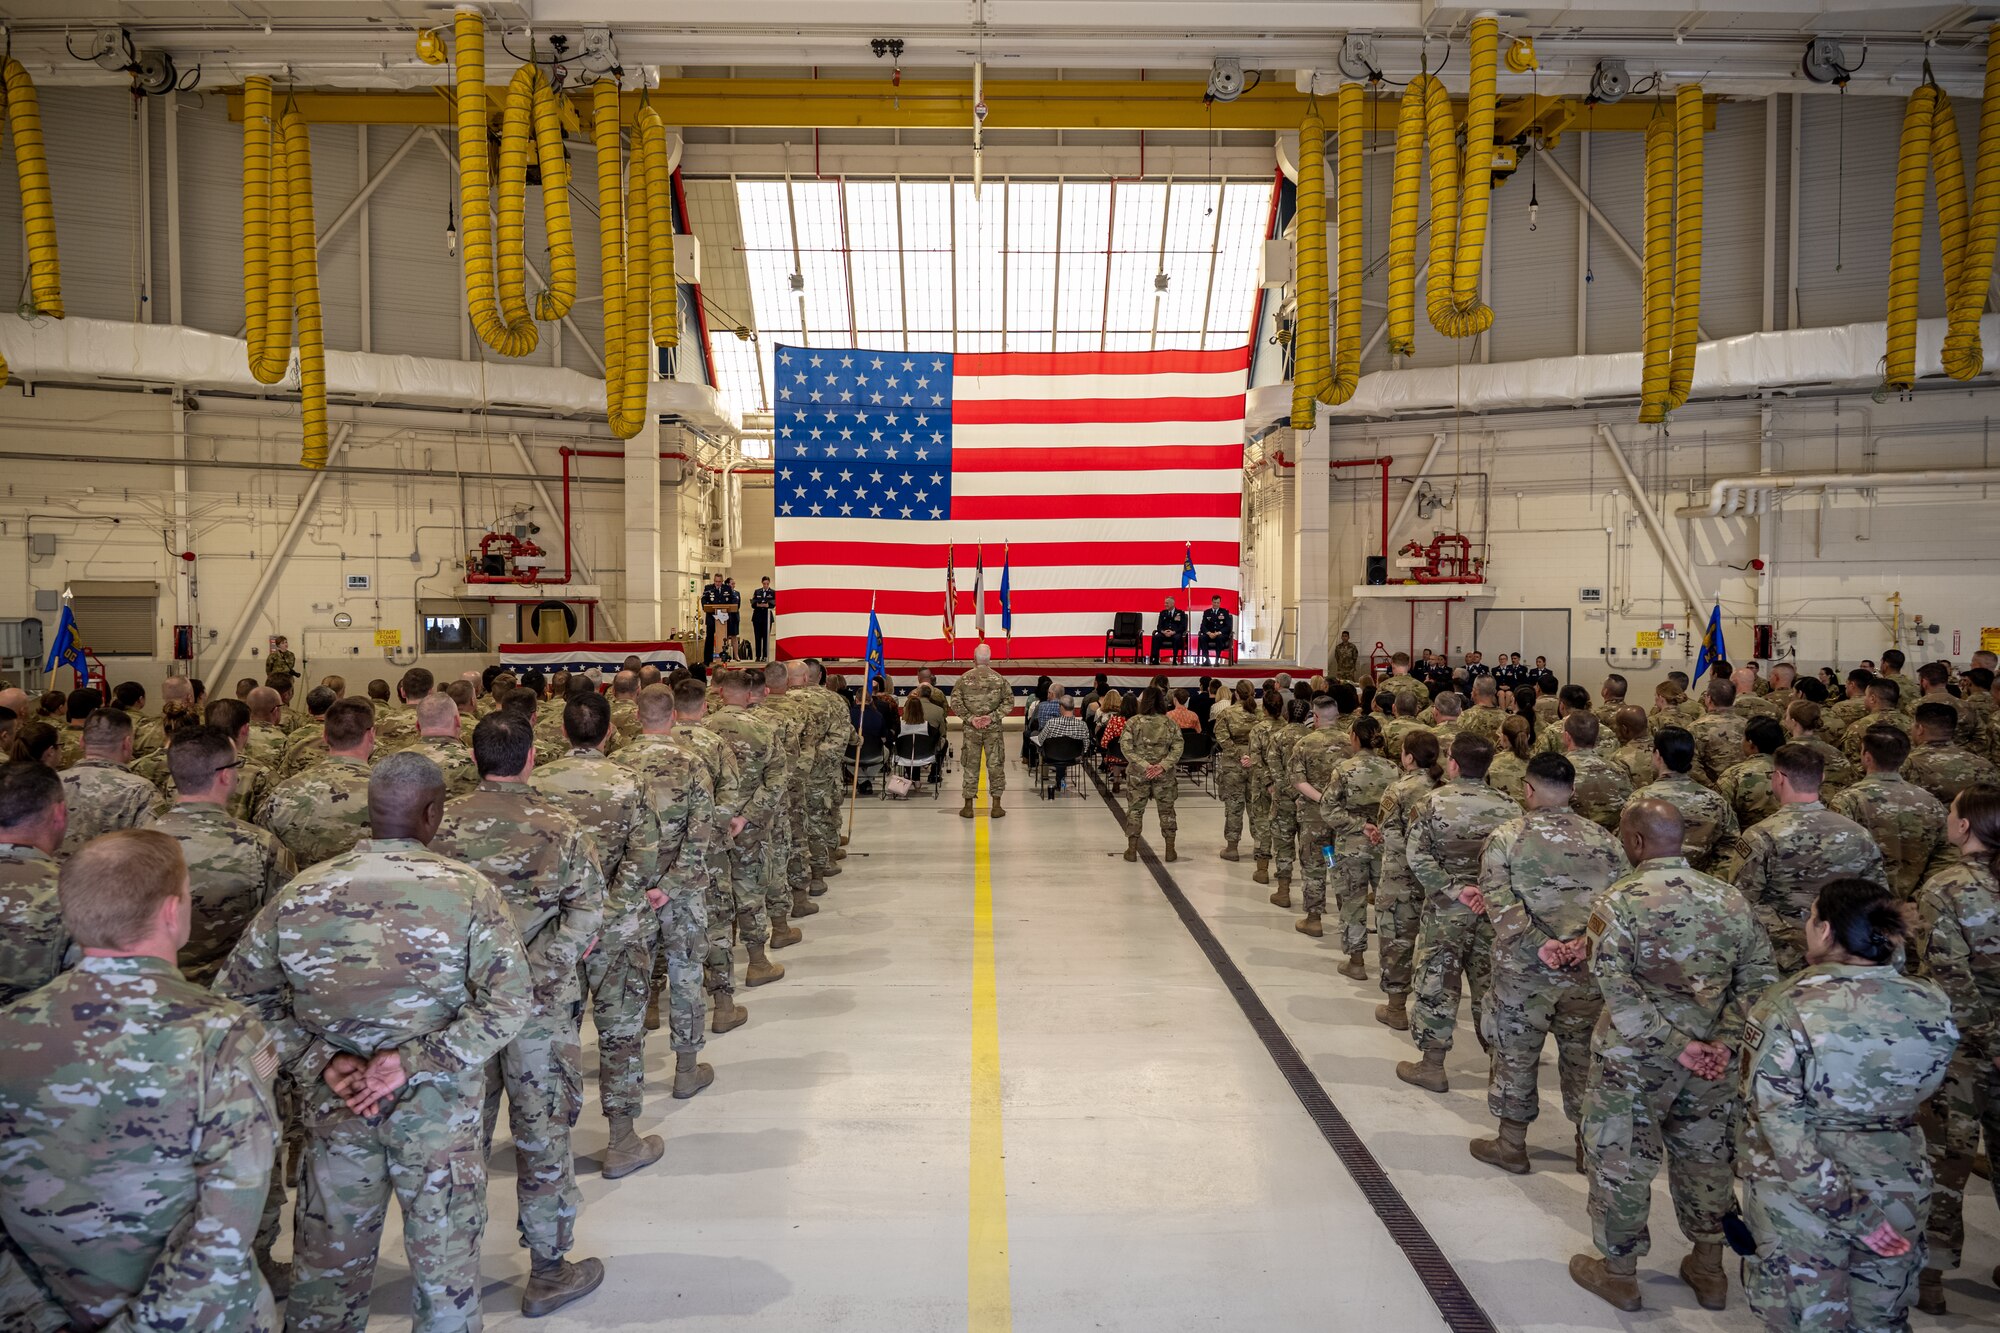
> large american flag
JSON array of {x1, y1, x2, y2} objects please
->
[{"x1": 772, "y1": 344, "x2": 1250, "y2": 659}]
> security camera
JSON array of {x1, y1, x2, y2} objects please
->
[{"x1": 1207, "y1": 57, "x2": 1246, "y2": 103}]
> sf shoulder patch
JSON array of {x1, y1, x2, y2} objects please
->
[
  {"x1": 1741, "y1": 1017, "x2": 1764, "y2": 1055},
  {"x1": 1586, "y1": 906, "x2": 1611, "y2": 940},
  {"x1": 251, "y1": 1035, "x2": 279, "y2": 1083}
]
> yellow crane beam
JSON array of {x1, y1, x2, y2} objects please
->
[{"x1": 226, "y1": 78, "x2": 1708, "y2": 134}]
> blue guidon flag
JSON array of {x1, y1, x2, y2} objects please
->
[{"x1": 772, "y1": 343, "x2": 1250, "y2": 659}]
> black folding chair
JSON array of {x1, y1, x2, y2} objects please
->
[
  {"x1": 1103, "y1": 611, "x2": 1143, "y2": 662},
  {"x1": 1035, "y1": 734, "x2": 1088, "y2": 799},
  {"x1": 888, "y1": 731, "x2": 941, "y2": 799},
  {"x1": 1177, "y1": 728, "x2": 1216, "y2": 792},
  {"x1": 845, "y1": 735, "x2": 887, "y2": 791}
]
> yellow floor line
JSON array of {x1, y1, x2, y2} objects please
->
[{"x1": 969, "y1": 761, "x2": 1013, "y2": 1332}]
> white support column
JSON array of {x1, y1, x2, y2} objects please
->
[
  {"x1": 1291, "y1": 421, "x2": 1331, "y2": 670},
  {"x1": 623, "y1": 414, "x2": 664, "y2": 639}
]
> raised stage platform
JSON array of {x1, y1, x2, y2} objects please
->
[
  {"x1": 817, "y1": 659, "x2": 1302, "y2": 709},
  {"x1": 499, "y1": 640, "x2": 689, "y2": 673}
]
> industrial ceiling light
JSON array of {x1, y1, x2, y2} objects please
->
[
  {"x1": 789, "y1": 272, "x2": 805, "y2": 292},
  {"x1": 1154, "y1": 271, "x2": 1170, "y2": 295}
]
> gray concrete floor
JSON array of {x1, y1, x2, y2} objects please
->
[{"x1": 345, "y1": 760, "x2": 2000, "y2": 1331}]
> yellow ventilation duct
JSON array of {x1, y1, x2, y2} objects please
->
[
  {"x1": 240, "y1": 77, "x2": 329, "y2": 468},
  {"x1": 1884, "y1": 31, "x2": 2000, "y2": 392},
  {"x1": 636, "y1": 104, "x2": 679, "y2": 349},
  {"x1": 1639, "y1": 84, "x2": 1704, "y2": 423},
  {"x1": 593, "y1": 80, "x2": 649, "y2": 439},
  {"x1": 1327, "y1": 83, "x2": 1365, "y2": 406},
  {"x1": 1387, "y1": 15, "x2": 1500, "y2": 349},
  {"x1": 452, "y1": 9, "x2": 577, "y2": 358},
  {"x1": 0, "y1": 58, "x2": 61, "y2": 385},
  {"x1": 1289, "y1": 104, "x2": 1329, "y2": 429}
]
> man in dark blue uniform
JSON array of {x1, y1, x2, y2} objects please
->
[
  {"x1": 1198, "y1": 594, "x2": 1234, "y2": 664},
  {"x1": 722, "y1": 578, "x2": 743, "y2": 653},
  {"x1": 1152, "y1": 596, "x2": 1188, "y2": 664},
  {"x1": 701, "y1": 572, "x2": 727, "y2": 663},
  {"x1": 752, "y1": 576, "x2": 777, "y2": 659}
]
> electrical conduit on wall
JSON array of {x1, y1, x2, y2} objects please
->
[
  {"x1": 1885, "y1": 27, "x2": 2000, "y2": 393},
  {"x1": 0, "y1": 57, "x2": 62, "y2": 388}
]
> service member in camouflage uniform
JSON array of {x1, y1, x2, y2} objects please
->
[
  {"x1": 1245, "y1": 689, "x2": 1286, "y2": 884},
  {"x1": 52, "y1": 689, "x2": 96, "y2": 771},
  {"x1": 1332, "y1": 631, "x2": 1361, "y2": 683},
  {"x1": 526, "y1": 692, "x2": 671, "y2": 1181},
  {"x1": 1471, "y1": 753, "x2": 1628, "y2": 1176},
  {"x1": 1214, "y1": 681, "x2": 1259, "y2": 861},
  {"x1": 201, "y1": 697, "x2": 279, "y2": 824},
  {"x1": 258, "y1": 697, "x2": 376, "y2": 868},
  {"x1": 1, "y1": 831, "x2": 281, "y2": 1333},
  {"x1": 430, "y1": 713, "x2": 605, "y2": 1307},
  {"x1": 1829, "y1": 725, "x2": 1948, "y2": 901},
  {"x1": 1916, "y1": 662, "x2": 1982, "y2": 748},
  {"x1": 1457, "y1": 676, "x2": 1506, "y2": 744},
  {"x1": 149, "y1": 726, "x2": 296, "y2": 987},
  {"x1": 1560, "y1": 712, "x2": 1632, "y2": 831},
  {"x1": 954, "y1": 643, "x2": 1013, "y2": 818},
  {"x1": 276, "y1": 685, "x2": 339, "y2": 779},
  {"x1": 1733, "y1": 743, "x2": 1887, "y2": 973},
  {"x1": 402, "y1": 694, "x2": 480, "y2": 797},
  {"x1": 1915, "y1": 787, "x2": 2000, "y2": 1314},
  {"x1": 1716, "y1": 715, "x2": 1786, "y2": 831},
  {"x1": 1690, "y1": 676, "x2": 1749, "y2": 787},
  {"x1": 1569, "y1": 798, "x2": 1778, "y2": 1313},
  {"x1": 1376, "y1": 653, "x2": 1428, "y2": 712},
  {"x1": 1841, "y1": 679, "x2": 1914, "y2": 765},
  {"x1": 1310, "y1": 713, "x2": 1394, "y2": 978},
  {"x1": 1904, "y1": 700, "x2": 2000, "y2": 806},
  {"x1": 748, "y1": 663, "x2": 809, "y2": 945},
  {"x1": 219, "y1": 752, "x2": 548, "y2": 1327},
  {"x1": 1782, "y1": 700, "x2": 1859, "y2": 798},
  {"x1": 639, "y1": 710, "x2": 718, "y2": 1090},
  {"x1": 1265, "y1": 699, "x2": 1313, "y2": 902},
  {"x1": 1286, "y1": 691, "x2": 1353, "y2": 933},
  {"x1": 366, "y1": 667, "x2": 431, "y2": 757},
  {"x1": 244, "y1": 687, "x2": 291, "y2": 770},
  {"x1": 1398, "y1": 735, "x2": 1522, "y2": 1093},
  {"x1": 1608, "y1": 706, "x2": 1656, "y2": 790},
  {"x1": 797, "y1": 660, "x2": 853, "y2": 889},
  {"x1": 1121, "y1": 687, "x2": 1185, "y2": 862},
  {"x1": 56, "y1": 708, "x2": 167, "y2": 859},
  {"x1": 606, "y1": 669, "x2": 642, "y2": 751},
  {"x1": 1629, "y1": 726, "x2": 1740, "y2": 872},
  {"x1": 1878, "y1": 649, "x2": 1921, "y2": 710},
  {"x1": 1736, "y1": 877, "x2": 1957, "y2": 1331},
  {"x1": 704, "y1": 670, "x2": 787, "y2": 983},
  {"x1": 0, "y1": 762, "x2": 68, "y2": 1004},
  {"x1": 1371, "y1": 731, "x2": 1442, "y2": 1030},
  {"x1": 760, "y1": 662, "x2": 820, "y2": 926},
  {"x1": 1592, "y1": 674, "x2": 1632, "y2": 732}
]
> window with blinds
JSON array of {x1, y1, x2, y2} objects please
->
[{"x1": 65, "y1": 581, "x2": 160, "y2": 657}]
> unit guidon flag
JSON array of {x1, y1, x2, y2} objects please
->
[{"x1": 771, "y1": 344, "x2": 1250, "y2": 659}]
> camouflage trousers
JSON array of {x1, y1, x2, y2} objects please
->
[
  {"x1": 810, "y1": 757, "x2": 841, "y2": 874},
  {"x1": 1248, "y1": 774, "x2": 1273, "y2": 858},
  {"x1": 962, "y1": 724, "x2": 1008, "y2": 797},
  {"x1": 1744, "y1": 1193, "x2": 1926, "y2": 1332},
  {"x1": 289, "y1": 1071, "x2": 488, "y2": 1333},
  {"x1": 703, "y1": 866, "x2": 738, "y2": 998},
  {"x1": 1409, "y1": 900, "x2": 1492, "y2": 1055},
  {"x1": 1580, "y1": 1053, "x2": 1733, "y2": 1259},
  {"x1": 762, "y1": 818, "x2": 797, "y2": 917},
  {"x1": 1374, "y1": 858, "x2": 1423, "y2": 999},
  {"x1": 650, "y1": 888, "x2": 709, "y2": 1054},
  {"x1": 1922, "y1": 1054, "x2": 1998, "y2": 1271},
  {"x1": 1487, "y1": 964, "x2": 1602, "y2": 1126},
  {"x1": 482, "y1": 992, "x2": 583, "y2": 1260},
  {"x1": 584, "y1": 931, "x2": 655, "y2": 1121},
  {"x1": 785, "y1": 780, "x2": 812, "y2": 889},
  {"x1": 1125, "y1": 772, "x2": 1178, "y2": 839},
  {"x1": 255, "y1": 1078, "x2": 300, "y2": 1265},
  {"x1": 730, "y1": 836, "x2": 770, "y2": 946},
  {"x1": 1218, "y1": 759, "x2": 1251, "y2": 844},
  {"x1": 1271, "y1": 792, "x2": 1299, "y2": 876},
  {"x1": 1329, "y1": 840, "x2": 1378, "y2": 955}
]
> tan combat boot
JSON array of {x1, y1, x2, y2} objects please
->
[
  {"x1": 820, "y1": 863, "x2": 841, "y2": 880},
  {"x1": 1162, "y1": 835, "x2": 1176, "y2": 862},
  {"x1": 1295, "y1": 912, "x2": 1323, "y2": 938},
  {"x1": 1252, "y1": 855, "x2": 1270, "y2": 884},
  {"x1": 1916, "y1": 1268, "x2": 1947, "y2": 1316},
  {"x1": 791, "y1": 887, "x2": 820, "y2": 918},
  {"x1": 1395, "y1": 1046, "x2": 1449, "y2": 1093},
  {"x1": 643, "y1": 993, "x2": 662, "y2": 1032},
  {"x1": 744, "y1": 943, "x2": 785, "y2": 986},
  {"x1": 960, "y1": 797, "x2": 975, "y2": 819},
  {"x1": 1568, "y1": 1253, "x2": 1641, "y2": 1312},
  {"x1": 601, "y1": 1115, "x2": 664, "y2": 1179},
  {"x1": 1469, "y1": 1117, "x2": 1531, "y2": 1175},
  {"x1": 1374, "y1": 995, "x2": 1410, "y2": 1030},
  {"x1": 1124, "y1": 835, "x2": 1139, "y2": 863},
  {"x1": 710, "y1": 992, "x2": 748, "y2": 1034},
  {"x1": 809, "y1": 874, "x2": 831, "y2": 894},
  {"x1": 1680, "y1": 1241, "x2": 1728, "y2": 1311},
  {"x1": 672, "y1": 1049, "x2": 715, "y2": 1100},
  {"x1": 769, "y1": 909, "x2": 802, "y2": 949},
  {"x1": 835, "y1": 846, "x2": 848, "y2": 860},
  {"x1": 990, "y1": 797, "x2": 1006, "y2": 819},
  {"x1": 522, "y1": 1254, "x2": 605, "y2": 1317},
  {"x1": 1268, "y1": 875, "x2": 1292, "y2": 908},
  {"x1": 1220, "y1": 841, "x2": 1240, "y2": 862},
  {"x1": 1337, "y1": 951, "x2": 1367, "y2": 981}
]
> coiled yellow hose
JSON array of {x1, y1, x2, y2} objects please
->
[
  {"x1": 1638, "y1": 114, "x2": 1675, "y2": 422},
  {"x1": 1328, "y1": 83, "x2": 1364, "y2": 405},
  {"x1": 1290, "y1": 104, "x2": 1329, "y2": 429},
  {"x1": 636, "y1": 105, "x2": 678, "y2": 349},
  {"x1": 0, "y1": 57, "x2": 62, "y2": 387},
  {"x1": 1665, "y1": 84, "x2": 1704, "y2": 411},
  {"x1": 1885, "y1": 28, "x2": 2000, "y2": 391},
  {"x1": 1387, "y1": 14, "x2": 1501, "y2": 348},
  {"x1": 594, "y1": 81, "x2": 648, "y2": 439},
  {"x1": 453, "y1": 10, "x2": 577, "y2": 357},
  {"x1": 238, "y1": 78, "x2": 328, "y2": 467}
]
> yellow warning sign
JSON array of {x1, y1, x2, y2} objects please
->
[
  {"x1": 1635, "y1": 631, "x2": 1663, "y2": 650},
  {"x1": 374, "y1": 629, "x2": 402, "y2": 648},
  {"x1": 1982, "y1": 627, "x2": 2000, "y2": 655}
]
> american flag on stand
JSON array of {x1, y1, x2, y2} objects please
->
[{"x1": 772, "y1": 344, "x2": 1250, "y2": 659}]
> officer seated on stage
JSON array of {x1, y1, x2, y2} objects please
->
[
  {"x1": 1152, "y1": 596, "x2": 1189, "y2": 664},
  {"x1": 1198, "y1": 595, "x2": 1233, "y2": 664}
]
